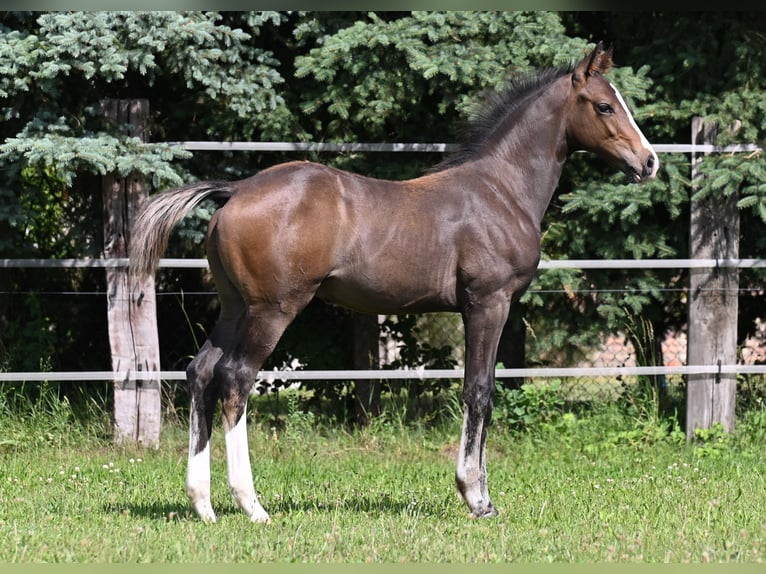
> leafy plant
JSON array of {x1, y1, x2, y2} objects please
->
[
  {"x1": 378, "y1": 314, "x2": 458, "y2": 418},
  {"x1": 692, "y1": 423, "x2": 732, "y2": 459},
  {"x1": 493, "y1": 375, "x2": 566, "y2": 432}
]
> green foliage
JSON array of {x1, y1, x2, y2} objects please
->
[
  {"x1": 696, "y1": 153, "x2": 766, "y2": 222},
  {"x1": 280, "y1": 389, "x2": 318, "y2": 441},
  {"x1": 2, "y1": 11, "x2": 766, "y2": 424},
  {"x1": 380, "y1": 315, "x2": 458, "y2": 373},
  {"x1": 294, "y1": 12, "x2": 587, "y2": 142},
  {"x1": 540, "y1": 11, "x2": 766, "y2": 370},
  {"x1": 0, "y1": 381, "x2": 107, "y2": 448},
  {"x1": 0, "y1": 12, "x2": 289, "y2": 186},
  {"x1": 378, "y1": 314, "x2": 459, "y2": 411},
  {"x1": 493, "y1": 376, "x2": 566, "y2": 432},
  {"x1": 1, "y1": 132, "x2": 189, "y2": 189},
  {"x1": 691, "y1": 423, "x2": 732, "y2": 458},
  {"x1": 0, "y1": 11, "x2": 294, "y2": 390},
  {"x1": 1, "y1": 294, "x2": 56, "y2": 372}
]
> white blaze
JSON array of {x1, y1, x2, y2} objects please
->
[{"x1": 610, "y1": 82, "x2": 660, "y2": 178}]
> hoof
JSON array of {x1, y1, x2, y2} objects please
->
[
  {"x1": 196, "y1": 510, "x2": 217, "y2": 523},
  {"x1": 250, "y1": 512, "x2": 272, "y2": 525},
  {"x1": 242, "y1": 499, "x2": 271, "y2": 524},
  {"x1": 191, "y1": 501, "x2": 217, "y2": 523},
  {"x1": 469, "y1": 504, "x2": 498, "y2": 519}
]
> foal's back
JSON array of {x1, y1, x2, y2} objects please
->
[{"x1": 210, "y1": 161, "x2": 479, "y2": 315}]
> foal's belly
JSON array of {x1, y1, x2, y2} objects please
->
[{"x1": 315, "y1": 273, "x2": 458, "y2": 315}]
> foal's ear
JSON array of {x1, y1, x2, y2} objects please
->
[{"x1": 572, "y1": 41, "x2": 614, "y2": 85}]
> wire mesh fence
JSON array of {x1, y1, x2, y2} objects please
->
[
  {"x1": 2, "y1": 135, "x2": 766, "y2": 405},
  {"x1": 2, "y1": 260, "x2": 766, "y2": 406},
  {"x1": 6, "y1": 260, "x2": 766, "y2": 410}
]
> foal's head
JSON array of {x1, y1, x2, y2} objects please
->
[{"x1": 565, "y1": 42, "x2": 659, "y2": 182}]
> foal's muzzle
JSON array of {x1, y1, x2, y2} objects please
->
[
  {"x1": 629, "y1": 150, "x2": 659, "y2": 183},
  {"x1": 643, "y1": 153, "x2": 659, "y2": 180}
]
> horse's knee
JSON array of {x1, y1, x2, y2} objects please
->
[
  {"x1": 187, "y1": 351, "x2": 218, "y2": 396},
  {"x1": 462, "y1": 375, "x2": 495, "y2": 418}
]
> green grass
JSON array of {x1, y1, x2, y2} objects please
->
[{"x1": 1, "y1": 386, "x2": 766, "y2": 562}]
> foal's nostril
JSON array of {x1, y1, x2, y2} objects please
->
[{"x1": 643, "y1": 154, "x2": 658, "y2": 178}]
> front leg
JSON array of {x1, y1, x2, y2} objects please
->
[
  {"x1": 455, "y1": 293, "x2": 510, "y2": 518},
  {"x1": 456, "y1": 411, "x2": 497, "y2": 518}
]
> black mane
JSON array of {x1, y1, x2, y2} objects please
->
[{"x1": 431, "y1": 64, "x2": 574, "y2": 172}]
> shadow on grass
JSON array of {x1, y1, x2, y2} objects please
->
[
  {"x1": 105, "y1": 491, "x2": 446, "y2": 521},
  {"x1": 102, "y1": 501, "x2": 203, "y2": 521},
  {"x1": 267, "y1": 491, "x2": 447, "y2": 517}
]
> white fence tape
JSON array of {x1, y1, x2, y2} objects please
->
[
  {"x1": 3, "y1": 258, "x2": 765, "y2": 269},
  {"x1": 2, "y1": 139, "x2": 764, "y2": 384},
  {"x1": 2, "y1": 364, "x2": 765, "y2": 384}
]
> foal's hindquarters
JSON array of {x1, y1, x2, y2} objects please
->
[{"x1": 184, "y1": 188, "x2": 327, "y2": 523}]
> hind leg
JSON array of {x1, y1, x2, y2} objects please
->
[
  {"x1": 222, "y1": 394, "x2": 270, "y2": 523},
  {"x1": 186, "y1": 324, "x2": 229, "y2": 522},
  {"x1": 218, "y1": 304, "x2": 303, "y2": 522}
]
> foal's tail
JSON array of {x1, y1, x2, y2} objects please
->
[{"x1": 129, "y1": 181, "x2": 235, "y2": 278}]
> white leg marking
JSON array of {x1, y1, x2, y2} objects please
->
[
  {"x1": 224, "y1": 406, "x2": 271, "y2": 523},
  {"x1": 456, "y1": 409, "x2": 485, "y2": 512},
  {"x1": 186, "y1": 411, "x2": 216, "y2": 522},
  {"x1": 610, "y1": 82, "x2": 660, "y2": 177}
]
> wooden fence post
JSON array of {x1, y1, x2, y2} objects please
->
[
  {"x1": 686, "y1": 116, "x2": 740, "y2": 439},
  {"x1": 102, "y1": 99, "x2": 162, "y2": 447}
]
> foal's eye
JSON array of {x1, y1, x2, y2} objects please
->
[{"x1": 596, "y1": 103, "x2": 614, "y2": 114}]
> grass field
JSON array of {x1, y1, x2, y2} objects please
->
[{"x1": 1, "y1": 384, "x2": 766, "y2": 563}]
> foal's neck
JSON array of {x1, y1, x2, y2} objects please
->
[{"x1": 489, "y1": 75, "x2": 572, "y2": 225}]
